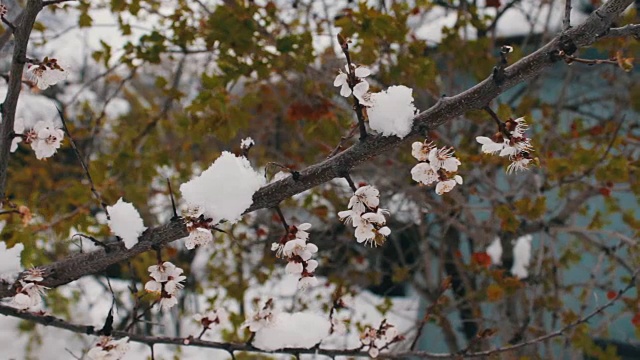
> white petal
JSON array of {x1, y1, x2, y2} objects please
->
[
  {"x1": 286, "y1": 261, "x2": 303, "y2": 275},
  {"x1": 306, "y1": 259, "x2": 318, "y2": 272},
  {"x1": 340, "y1": 83, "x2": 352, "y2": 97},
  {"x1": 352, "y1": 80, "x2": 369, "y2": 98},
  {"x1": 333, "y1": 73, "x2": 347, "y2": 87},
  {"x1": 354, "y1": 66, "x2": 371, "y2": 78}
]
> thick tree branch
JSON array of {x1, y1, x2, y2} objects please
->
[
  {"x1": 0, "y1": 1, "x2": 43, "y2": 200},
  {"x1": 0, "y1": 0, "x2": 633, "y2": 302},
  {"x1": 0, "y1": 218, "x2": 188, "y2": 298}
]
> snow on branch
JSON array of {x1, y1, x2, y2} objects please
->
[{"x1": 0, "y1": 0, "x2": 634, "y2": 318}]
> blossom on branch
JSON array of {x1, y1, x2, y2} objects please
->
[
  {"x1": 11, "y1": 268, "x2": 48, "y2": 311},
  {"x1": 194, "y1": 308, "x2": 230, "y2": 330},
  {"x1": 272, "y1": 223, "x2": 320, "y2": 290},
  {"x1": 333, "y1": 64, "x2": 373, "y2": 105},
  {"x1": 410, "y1": 140, "x2": 464, "y2": 195},
  {"x1": 144, "y1": 261, "x2": 186, "y2": 310},
  {"x1": 339, "y1": 185, "x2": 391, "y2": 247},
  {"x1": 86, "y1": 336, "x2": 130, "y2": 360},
  {"x1": 26, "y1": 58, "x2": 69, "y2": 90},
  {"x1": 243, "y1": 299, "x2": 277, "y2": 332},
  {"x1": 476, "y1": 116, "x2": 535, "y2": 173},
  {"x1": 360, "y1": 321, "x2": 401, "y2": 358}
]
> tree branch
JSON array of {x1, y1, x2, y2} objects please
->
[
  {"x1": 0, "y1": 267, "x2": 636, "y2": 359},
  {"x1": 0, "y1": 0, "x2": 633, "y2": 304},
  {"x1": 0, "y1": 0, "x2": 43, "y2": 200}
]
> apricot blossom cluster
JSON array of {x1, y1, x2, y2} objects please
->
[
  {"x1": 410, "y1": 141, "x2": 463, "y2": 195},
  {"x1": 360, "y1": 320, "x2": 401, "y2": 358},
  {"x1": 338, "y1": 185, "x2": 391, "y2": 247},
  {"x1": 144, "y1": 261, "x2": 186, "y2": 310},
  {"x1": 11, "y1": 268, "x2": 48, "y2": 310},
  {"x1": 11, "y1": 118, "x2": 64, "y2": 160},
  {"x1": 271, "y1": 223, "x2": 319, "y2": 290},
  {"x1": 476, "y1": 117, "x2": 534, "y2": 173}
]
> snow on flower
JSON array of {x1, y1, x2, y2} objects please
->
[
  {"x1": 106, "y1": 198, "x2": 146, "y2": 249},
  {"x1": 243, "y1": 299, "x2": 277, "y2": 332},
  {"x1": 11, "y1": 268, "x2": 48, "y2": 310},
  {"x1": 368, "y1": 85, "x2": 417, "y2": 138},
  {"x1": 144, "y1": 261, "x2": 186, "y2": 310},
  {"x1": 184, "y1": 228, "x2": 214, "y2": 249},
  {"x1": 194, "y1": 308, "x2": 229, "y2": 329},
  {"x1": 476, "y1": 117, "x2": 535, "y2": 173},
  {"x1": 180, "y1": 151, "x2": 266, "y2": 224},
  {"x1": 359, "y1": 321, "x2": 401, "y2": 358},
  {"x1": 240, "y1": 137, "x2": 254, "y2": 150},
  {"x1": 339, "y1": 185, "x2": 391, "y2": 246},
  {"x1": 410, "y1": 140, "x2": 463, "y2": 195},
  {"x1": 26, "y1": 58, "x2": 69, "y2": 90},
  {"x1": 86, "y1": 336, "x2": 130, "y2": 360},
  {"x1": 252, "y1": 311, "x2": 331, "y2": 351},
  {"x1": 511, "y1": 234, "x2": 533, "y2": 279}
]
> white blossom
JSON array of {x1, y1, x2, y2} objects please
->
[
  {"x1": 410, "y1": 162, "x2": 438, "y2": 186},
  {"x1": 333, "y1": 65, "x2": 373, "y2": 106},
  {"x1": 411, "y1": 141, "x2": 433, "y2": 161},
  {"x1": 428, "y1": 147, "x2": 460, "y2": 172},
  {"x1": 26, "y1": 59, "x2": 69, "y2": 90},
  {"x1": 30, "y1": 120, "x2": 64, "y2": 160},
  {"x1": 435, "y1": 175, "x2": 463, "y2": 195},
  {"x1": 507, "y1": 156, "x2": 532, "y2": 174},
  {"x1": 194, "y1": 308, "x2": 229, "y2": 329},
  {"x1": 348, "y1": 185, "x2": 380, "y2": 215},
  {"x1": 298, "y1": 275, "x2": 318, "y2": 290},
  {"x1": 476, "y1": 136, "x2": 505, "y2": 154},
  {"x1": 283, "y1": 238, "x2": 318, "y2": 261},
  {"x1": 476, "y1": 117, "x2": 535, "y2": 174},
  {"x1": 86, "y1": 336, "x2": 130, "y2": 360},
  {"x1": 144, "y1": 262, "x2": 186, "y2": 310},
  {"x1": 10, "y1": 118, "x2": 25, "y2": 152},
  {"x1": 184, "y1": 228, "x2": 213, "y2": 249},
  {"x1": 244, "y1": 302, "x2": 277, "y2": 332},
  {"x1": 285, "y1": 261, "x2": 303, "y2": 275}
]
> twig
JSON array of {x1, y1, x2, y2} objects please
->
[
  {"x1": 327, "y1": 124, "x2": 358, "y2": 159},
  {"x1": 563, "y1": 0, "x2": 572, "y2": 30},
  {"x1": 167, "y1": 178, "x2": 178, "y2": 219},
  {"x1": 56, "y1": 106, "x2": 111, "y2": 219},
  {"x1": 1, "y1": 16, "x2": 15, "y2": 31},
  {"x1": 343, "y1": 173, "x2": 357, "y2": 192},
  {"x1": 273, "y1": 206, "x2": 289, "y2": 233},
  {"x1": 337, "y1": 33, "x2": 368, "y2": 141},
  {"x1": 1, "y1": 264, "x2": 635, "y2": 360},
  {"x1": 43, "y1": 0, "x2": 79, "y2": 5}
]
